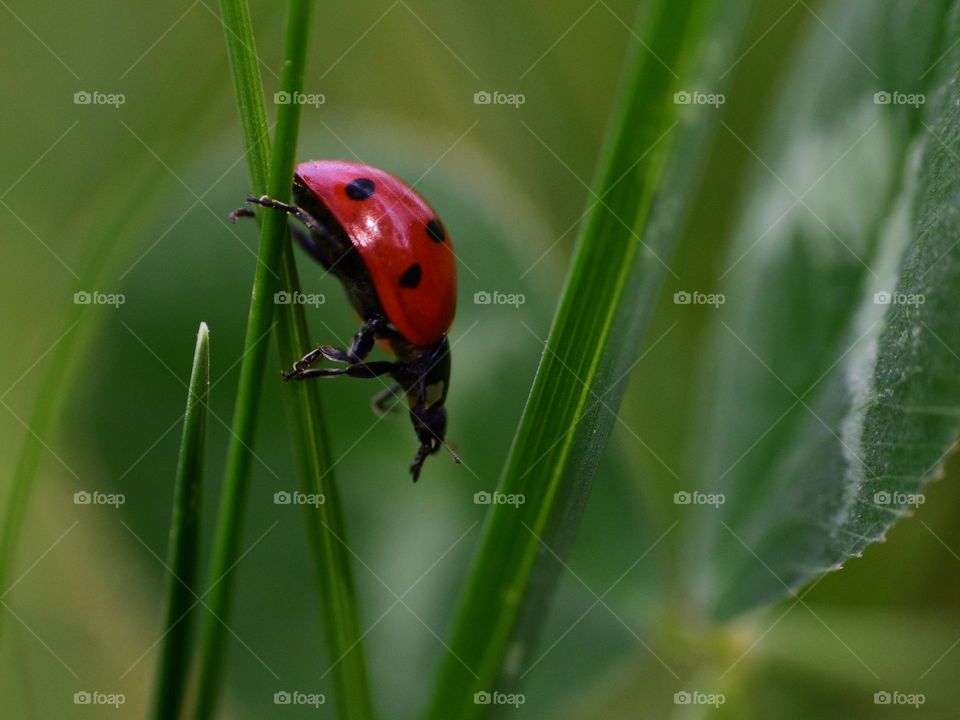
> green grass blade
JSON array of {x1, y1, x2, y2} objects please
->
[
  {"x1": 216, "y1": 0, "x2": 272, "y2": 192},
  {"x1": 192, "y1": 0, "x2": 314, "y2": 716},
  {"x1": 193, "y1": 1, "x2": 373, "y2": 718},
  {"x1": 424, "y1": 0, "x2": 750, "y2": 716},
  {"x1": 275, "y1": 246, "x2": 374, "y2": 720},
  {"x1": 150, "y1": 322, "x2": 210, "y2": 720}
]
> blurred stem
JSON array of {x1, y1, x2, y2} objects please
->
[
  {"x1": 192, "y1": 0, "x2": 374, "y2": 719},
  {"x1": 0, "y1": 160, "x2": 171, "y2": 644},
  {"x1": 151, "y1": 323, "x2": 209, "y2": 720},
  {"x1": 0, "y1": 58, "x2": 251, "y2": 647}
]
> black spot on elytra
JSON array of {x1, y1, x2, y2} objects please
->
[
  {"x1": 399, "y1": 263, "x2": 422, "y2": 288},
  {"x1": 426, "y1": 218, "x2": 445, "y2": 243},
  {"x1": 345, "y1": 178, "x2": 375, "y2": 200}
]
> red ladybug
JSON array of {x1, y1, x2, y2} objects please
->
[{"x1": 234, "y1": 160, "x2": 458, "y2": 481}]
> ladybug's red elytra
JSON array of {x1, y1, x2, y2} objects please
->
[{"x1": 233, "y1": 160, "x2": 459, "y2": 481}]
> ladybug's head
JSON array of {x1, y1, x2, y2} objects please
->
[
  {"x1": 409, "y1": 402, "x2": 447, "y2": 482},
  {"x1": 407, "y1": 338, "x2": 455, "y2": 481}
]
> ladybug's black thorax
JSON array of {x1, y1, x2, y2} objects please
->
[
  {"x1": 402, "y1": 337, "x2": 451, "y2": 462},
  {"x1": 292, "y1": 176, "x2": 386, "y2": 324},
  {"x1": 392, "y1": 336, "x2": 450, "y2": 405}
]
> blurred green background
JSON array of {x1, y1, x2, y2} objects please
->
[{"x1": 1, "y1": 0, "x2": 959, "y2": 717}]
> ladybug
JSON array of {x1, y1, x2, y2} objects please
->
[{"x1": 233, "y1": 160, "x2": 458, "y2": 481}]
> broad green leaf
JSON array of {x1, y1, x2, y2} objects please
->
[
  {"x1": 689, "y1": 0, "x2": 960, "y2": 620},
  {"x1": 151, "y1": 322, "x2": 209, "y2": 720},
  {"x1": 424, "y1": 1, "x2": 754, "y2": 717}
]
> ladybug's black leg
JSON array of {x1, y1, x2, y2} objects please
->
[
  {"x1": 298, "y1": 316, "x2": 387, "y2": 366},
  {"x1": 285, "y1": 315, "x2": 388, "y2": 377},
  {"x1": 314, "y1": 345, "x2": 352, "y2": 363},
  {"x1": 228, "y1": 207, "x2": 256, "y2": 223},
  {"x1": 282, "y1": 359, "x2": 397, "y2": 382},
  {"x1": 287, "y1": 345, "x2": 327, "y2": 375},
  {"x1": 287, "y1": 225, "x2": 330, "y2": 268},
  {"x1": 244, "y1": 194, "x2": 331, "y2": 239},
  {"x1": 316, "y1": 316, "x2": 387, "y2": 365},
  {"x1": 348, "y1": 316, "x2": 387, "y2": 362},
  {"x1": 233, "y1": 198, "x2": 340, "y2": 267},
  {"x1": 290, "y1": 343, "x2": 355, "y2": 367},
  {"x1": 371, "y1": 383, "x2": 404, "y2": 416}
]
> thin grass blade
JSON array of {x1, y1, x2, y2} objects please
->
[
  {"x1": 192, "y1": 1, "x2": 374, "y2": 718},
  {"x1": 191, "y1": 0, "x2": 314, "y2": 714},
  {"x1": 150, "y1": 322, "x2": 210, "y2": 720},
  {"x1": 424, "y1": 0, "x2": 752, "y2": 716}
]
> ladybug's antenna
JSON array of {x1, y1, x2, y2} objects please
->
[
  {"x1": 410, "y1": 441, "x2": 461, "y2": 481},
  {"x1": 442, "y1": 441, "x2": 462, "y2": 465}
]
